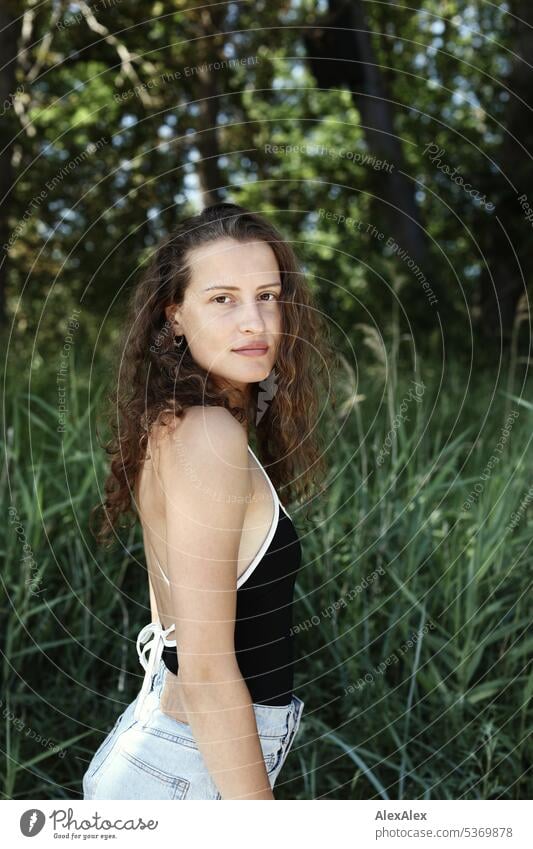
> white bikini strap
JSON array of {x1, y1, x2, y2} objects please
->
[{"x1": 247, "y1": 443, "x2": 291, "y2": 518}]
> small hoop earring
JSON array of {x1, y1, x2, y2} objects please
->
[{"x1": 174, "y1": 335, "x2": 185, "y2": 348}]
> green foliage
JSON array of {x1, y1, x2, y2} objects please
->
[
  {"x1": 1, "y1": 0, "x2": 531, "y2": 801},
  {"x1": 1, "y1": 357, "x2": 531, "y2": 799},
  {"x1": 3, "y1": 0, "x2": 530, "y2": 366}
]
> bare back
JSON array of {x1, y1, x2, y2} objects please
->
[{"x1": 132, "y1": 414, "x2": 276, "y2": 723}]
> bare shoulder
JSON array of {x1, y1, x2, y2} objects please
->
[
  {"x1": 157, "y1": 405, "x2": 250, "y2": 506},
  {"x1": 180, "y1": 404, "x2": 245, "y2": 438},
  {"x1": 167, "y1": 404, "x2": 247, "y2": 457},
  {"x1": 150, "y1": 404, "x2": 244, "y2": 451}
]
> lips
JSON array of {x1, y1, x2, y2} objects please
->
[
  {"x1": 232, "y1": 342, "x2": 269, "y2": 352},
  {"x1": 232, "y1": 342, "x2": 269, "y2": 357}
]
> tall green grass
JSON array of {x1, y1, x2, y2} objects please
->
[{"x1": 1, "y1": 356, "x2": 531, "y2": 799}]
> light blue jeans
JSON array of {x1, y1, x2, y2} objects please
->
[{"x1": 82, "y1": 624, "x2": 305, "y2": 800}]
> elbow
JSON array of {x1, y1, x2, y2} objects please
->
[{"x1": 178, "y1": 656, "x2": 241, "y2": 695}]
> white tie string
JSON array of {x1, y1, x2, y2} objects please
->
[{"x1": 133, "y1": 621, "x2": 176, "y2": 723}]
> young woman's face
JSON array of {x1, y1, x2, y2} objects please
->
[{"x1": 167, "y1": 237, "x2": 283, "y2": 395}]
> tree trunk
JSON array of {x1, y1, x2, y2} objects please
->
[
  {"x1": 304, "y1": 0, "x2": 428, "y2": 267},
  {"x1": 478, "y1": 0, "x2": 533, "y2": 342},
  {"x1": 190, "y1": 8, "x2": 227, "y2": 208},
  {"x1": 0, "y1": 2, "x2": 23, "y2": 327},
  {"x1": 194, "y1": 65, "x2": 224, "y2": 208}
]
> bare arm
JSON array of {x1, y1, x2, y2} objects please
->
[
  {"x1": 158, "y1": 407, "x2": 274, "y2": 801},
  {"x1": 148, "y1": 574, "x2": 160, "y2": 624}
]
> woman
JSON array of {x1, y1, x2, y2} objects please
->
[{"x1": 82, "y1": 202, "x2": 334, "y2": 800}]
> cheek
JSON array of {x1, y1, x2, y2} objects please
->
[
  {"x1": 184, "y1": 319, "x2": 220, "y2": 358},
  {"x1": 271, "y1": 307, "x2": 283, "y2": 336},
  {"x1": 189, "y1": 309, "x2": 228, "y2": 344}
]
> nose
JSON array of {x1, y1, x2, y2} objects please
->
[{"x1": 237, "y1": 300, "x2": 268, "y2": 333}]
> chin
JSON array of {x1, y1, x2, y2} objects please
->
[{"x1": 237, "y1": 364, "x2": 272, "y2": 380}]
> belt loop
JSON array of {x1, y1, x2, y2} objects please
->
[
  {"x1": 288, "y1": 695, "x2": 303, "y2": 742},
  {"x1": 285, "y1": 698, "x2": 297, "y2": 740}
]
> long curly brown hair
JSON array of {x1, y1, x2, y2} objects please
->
[{"x1": 91, "y1": 202, "x2": 338, "y2": 548}]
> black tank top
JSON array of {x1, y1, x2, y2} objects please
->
[{"x1": 159, "y1": 444, "x2": 303, "y2": 706}]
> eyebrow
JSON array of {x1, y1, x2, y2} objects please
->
[{"x1": 203, "y1": 282, "x2": 282, "y2": 292}]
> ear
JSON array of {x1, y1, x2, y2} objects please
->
[{"x1": 164, "y1": 304, "x2": 176, "y2": 324}]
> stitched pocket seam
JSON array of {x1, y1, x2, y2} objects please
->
[
  {"x1": 264, "y1": 751, "x2": 280, "y2": 773},
  {"x1": 142, "y1": 725, "x2": 198, "y2": 750},
  {"x1": 120, "y1": 749, "x2": 190, "y2": 799}
]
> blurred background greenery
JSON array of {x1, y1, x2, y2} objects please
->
[{"x1": 0, "y1": 0, "x2": 531, "y2": 799}]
